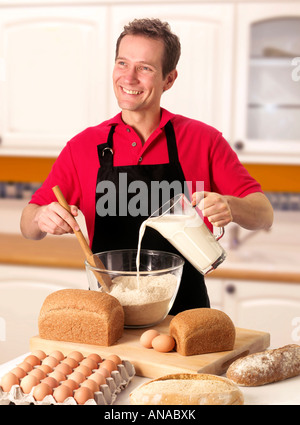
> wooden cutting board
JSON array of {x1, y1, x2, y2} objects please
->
[{"x1": 30, "y1": 316, "x2": 270, "y2": 379}]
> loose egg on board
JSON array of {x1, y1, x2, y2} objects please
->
[
  {"x1": 152, "y1": 334, "x2": 175, "y2": 353},
  {"x1": 20, "y1": 375, "x2": 39, "y2": 394},
  {"x1": 140, "y1": 329, "x2": 160, "y2": 348},
  {"x1": 53, "y1": 384, "x2": 73, "y2": 403},
  {"x1": 33, "y1": 382, "x2": 53, "y2": 401},
  {"x1": 74, "y1": 386, "x2": 94, "y2": 405},
  {"x1": 0, "y1": 372, "x2": 20, "y2": 392}
]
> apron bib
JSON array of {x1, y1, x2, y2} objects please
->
[{"x1": 92, "y1": 120, "x2": 210, "y2": 314}]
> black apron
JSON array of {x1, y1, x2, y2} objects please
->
[{"x1": 92, "y1": 120, "x2": 210, "y2": 314}]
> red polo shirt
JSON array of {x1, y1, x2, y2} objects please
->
[{"x1": 30, "y1": 108, "x2": 262, "y2": 244}]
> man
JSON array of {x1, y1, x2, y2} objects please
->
[{"x1": 20, "y1": 18, "x2": 273, "y2": 314}]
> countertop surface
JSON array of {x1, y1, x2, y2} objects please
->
[{"x1": 0, "y1": 353, "x2": 299, "y2": 405}]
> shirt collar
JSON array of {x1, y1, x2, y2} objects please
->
[{"x1": 106, "y1": 108, "x2": 175, "y2": 129}]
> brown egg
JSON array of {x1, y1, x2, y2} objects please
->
[
  {"x1": 80, "y1": 357, "x2": 98, "y2": 371},
  {"x1": 20, "y1": 374, "x2": 39, "y2": 394},
  {"x1": 140, "y1": 329, "x2": 160, "y2": 348},
  {"x1": 42, "y1": 376, "x2": 58, "y2": 389},
  {"x1": 31, "y1": 350, "x2": 47, "y2": 360},
  {"x1": 152, "y1": 334, "x2": 175, "y2": 353},
  {"x1": 74, "y1": 386, "x2": 94, "y2": 405},
  {"x1": 61, "y1": 357, "x2": 78, "y2": 369},
  {"x1": 67, "y1": 351, "x2": 84, "y2": 363},
  {"x1": 10, "y1": 367, "x2": 27, "y2": 379},
  {"x1": 29, "y1": 368, "x2": 47, "y2": 381},
  {"x1": 48, "y1": 370, "x2": 66, "y2": 383},
  {"x1": 55, "y1": 362, "x2": 73, "y2": 376},
  {"x1": 33, "y1": 382, "x2": 53, "y2": 401},
  {"x1": 88, "y1": 372, "x2": 106, "y2": 386},
  {"x1": 53, "y1": 384, "x2": 73, "y2": 403},
  {"x1": 81, "y1": 379, "x2": 99, "y2": 393},
  {"x1": 24, "y1": 354, "x2": 41, "y2": 367},
  {"x1": 38, "y1": 364, "x2": 53, "y2": 374},
  {"x1": 18, "y1": 361, "x2": 33, "y2": 373},
  {"x1": 96, "y1": 367, "x2": 110, "y2": 378},
  {"x1": 0, "y1": 372, "x2": 20, "y2": 392},
  {"x1": 68, "y1": 371, "x2": 85, "y2": 384},
  {"x1": 106, "y1": 354, "x2": 122, "y2": 365},
  {"x1": 63, "y1": 379, "x2": 79, "y2": 391},
  {"x1": 100, "y1": 359, "x2": 117, "y2": 373},
  {"x1": 75, "y1": 365, "x2": 92, "y2": 377},
  {"x1": 42, "y1": 356, "x2": 59, "y2": 368},
  {"x1": 49, "y1": 350, "x2": 65, "y2": 362},
  {"x1": 87, "y1": 353, "x2": 102, "y2": 363}
]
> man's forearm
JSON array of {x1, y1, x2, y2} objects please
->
[
  {"x1": 20, "y1": 203, "x2": 47, "y2": 240},
  {"x1": 225, "y1": 192, "x2": 273, "y2": 231}
]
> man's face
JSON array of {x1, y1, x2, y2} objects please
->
[{"x1": 113, "y1": 34, "x2": 176, "y2": 114}]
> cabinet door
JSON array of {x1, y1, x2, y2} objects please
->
[
  {"x1": 0, "y1": 265, "x2": 87, "y2": 363},
  {"x1": 223, "y1": 279, "x2": 300, "y2": 347},
  {"x1": 0, "y1": 6, "x2": 108, "y2": 157},
  {"x1": 109, "y1": 4, "x2": 234, "y2": 140},
  {"x1": 234, "y1": 3, "x2": 300, "y2": 163}
]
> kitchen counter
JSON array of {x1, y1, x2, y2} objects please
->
[{"x1": 0, "y1": 353, "x2": 299, "y2": 405}]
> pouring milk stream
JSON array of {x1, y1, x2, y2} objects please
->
[{"x1": 136, "y1": 194, "x2": 226, "y2": 286}]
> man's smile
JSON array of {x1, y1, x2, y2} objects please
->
[{"x1": 121, "y1": 87, "x2": 143, "y2": 95}]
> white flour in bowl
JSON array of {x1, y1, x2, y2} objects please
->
[{"x1": 109, "y1": 273, "x2": 177, "y2": 326}]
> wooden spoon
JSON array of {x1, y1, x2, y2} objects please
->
[{"x1": 52, "y1": 185, "x2": 112, "y2": 292}]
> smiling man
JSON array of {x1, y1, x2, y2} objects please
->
[{"x1": 20, "y1": 18, "x2": 273, "y2": 314}]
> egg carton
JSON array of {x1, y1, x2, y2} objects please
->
[{"x1": 0, "y1": 360, "x2": 135, "y2": 405}]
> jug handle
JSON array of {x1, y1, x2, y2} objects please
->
[{"x1": 214, "y1": 226, "x2": 225, "y2": 241}]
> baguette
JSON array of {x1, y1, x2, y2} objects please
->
[
  {"x1": 226, "y1": 344, "x2": 300, "y2": 386},
  {"x1": 38, "y1": 289, "x2": 124, "y2": 346},
  {"x1": 169, "y1": 308, "x2": 235, "y2": 356},
  {"x1": 130, "y1": 373, "x2": 244, "y2": 405}
]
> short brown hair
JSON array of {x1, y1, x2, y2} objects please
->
[{"x1": 115, "y1": 18, "x2": 181, "y2": 78}]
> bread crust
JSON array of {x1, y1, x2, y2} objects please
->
[
  {"x1": 130, "y1": 373, "x2": 244, "y2": 405},
  {"x1": 169, "y1": 308, "x2": 236, "y2": 356},
  {"x1": 38, "y1": 289, "x2": 124, "y2": 346},
  {"x1": 226, "y1": 344, "x2": 300, "y2": 386}
]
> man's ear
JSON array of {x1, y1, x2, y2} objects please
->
[{"x1": 163, "y1": 69, "x2": 178, "y2": 92}]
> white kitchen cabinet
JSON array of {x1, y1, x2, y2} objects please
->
[
  {"x1": 233, "y1": 3, "x2": 300, "y2": 164},
  {"x1": 0, "y1": 264, "x2": 87, "y2": 364},
  {"x1": 206, "y1": 277, "x2": 300, "y2": 348},
  {"x1": 109, "y1": 3, "x2": 234, "y2": 141},
  {"x1": 0, "y1": 5, "x2": 108, "y2": 156}
]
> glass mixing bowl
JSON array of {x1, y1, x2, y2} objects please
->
[{"x1": 85, "y1": 249, "x2": 184, "y2": 328}]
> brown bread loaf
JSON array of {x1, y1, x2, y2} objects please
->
[
  {"x1": 130, "y1": 373, "x2": 244, "y2": 405},
  {"x1": 169, "y1": 308, "x2": 235, "y2": 356},
  {"x1": 226, "y1": 344, "x2": 300, "y2": 386},
  {"x1": 38, "y1": 289, "x2": 124, "y2": 346}
]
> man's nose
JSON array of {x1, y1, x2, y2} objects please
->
[{"x1": 124, "y1": 66, "x2": 139, "y2": 83}]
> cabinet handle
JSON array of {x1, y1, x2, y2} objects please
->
[
  {"x1": 233, "y1": 140, "x2": 244, "y2": 151},
  {"x1": 226, "y1": 284, "x2": 236, "y2": 294}
]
